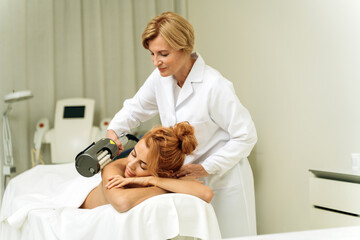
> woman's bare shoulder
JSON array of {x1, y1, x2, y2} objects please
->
[{"x1": 103, "y1": 157, "x2": 127, "y2": 173}]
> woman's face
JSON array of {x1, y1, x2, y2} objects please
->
[
  {"x1": 125, "y1": 139, "x2": 152, "y2": 178},
  {"x1": 148, "y1": 34, "x2": 189, "y2": 79}
]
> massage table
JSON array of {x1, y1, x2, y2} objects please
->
[{"x1": 0, "y1": 163, "x2": 221, "y2": 240}]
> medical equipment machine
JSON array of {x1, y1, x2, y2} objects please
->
[
  {"x1": 33, "y1": 98, "x2": 108, "y2": 165},
  {"x1": 75, "y1": 134, "x2": 139, "y2": 177},
  {"x1": 2, "y1": 90, "x2": 33, "y2": 194}
]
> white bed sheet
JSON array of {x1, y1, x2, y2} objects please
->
[{"x1": 0, "y1": 163, "x2": 221, "y2": 240}]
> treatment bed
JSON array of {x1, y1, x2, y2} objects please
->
[{"x1": 0, "y1": 163, "x2": 221, "y2": 240}]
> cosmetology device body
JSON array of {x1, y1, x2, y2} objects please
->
[
  {"x1": 75, "y1": 133, "x2": 138, "y2": 177},
  {"x1": 33, "y1": 98, "x2": 110, "y2": 165}
]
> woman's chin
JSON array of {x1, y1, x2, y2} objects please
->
[{"x1": 159, "y1": 71, "x2": 170, "y2": 77}]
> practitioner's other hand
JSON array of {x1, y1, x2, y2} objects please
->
[
  {"x1": 105, "y1": 175, "x2": 153, "y2": 189},
  {"x1": 105, "y1": 130, "x2": 123, "y2": 155},
  {"x1": 175, "y1": 164, "x2": 209, "y2": 179}
]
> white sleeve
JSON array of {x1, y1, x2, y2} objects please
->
[
  {"x1": 201, "y1": 79, "x2": 257, "y2": 176},
  {"x1": 107, "y1": 71, "x2": 159, "y2": 137}
]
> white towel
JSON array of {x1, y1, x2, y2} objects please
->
[{"x1": 1, "y1": 163, "x2": 100, "y2": 228}]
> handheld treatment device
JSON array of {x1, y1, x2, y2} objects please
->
[{"x1": 75, "y1": 133, "x2": 138, "y2": 177}]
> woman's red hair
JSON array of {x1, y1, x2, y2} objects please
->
[{"x1": 142, "y1": 121, "x2": 198, "y2": 178}]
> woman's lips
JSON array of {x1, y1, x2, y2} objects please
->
[
  {"x1": 158, "y1": 67, "x2": 166, "y2": 72},
  {"x1": 126, "y1": 168, "x2": 135, "y2": 177}
]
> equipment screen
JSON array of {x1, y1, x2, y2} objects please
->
[{"x1": 63, "y1": 106, "x2": 85, "y2": 118}]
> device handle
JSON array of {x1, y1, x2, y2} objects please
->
[{"x1": 118, "y1": 133, "x2": 139, "y2": 148}]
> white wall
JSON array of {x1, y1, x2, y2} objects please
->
[{"x1": 188, "y1": 0, "x2": 360, "y2": 235}]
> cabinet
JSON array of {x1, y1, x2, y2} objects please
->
[{"x1": 309, "y1": 169, "x2": 360, "y2": 229}]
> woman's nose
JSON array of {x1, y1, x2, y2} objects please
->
[
  {"x1": 152, "y1": 56, "x2": 162, "y2": 67},
  {"x1": 154, "y1": 59, "x2": 161, "y2": 67},
  {"x1": 128, "y1": 160, "x2": 136, "y2": 170}
]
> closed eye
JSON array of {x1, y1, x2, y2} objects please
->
[
  {"x1": 150, "y1": 50, "x2": 169, "y2": 57},
  {"x1": 140, "y1": 161, "x2": 148, "y2": 170},
  {"x1": 159, "y1": 50, "x2": 169, "y2": 57}
]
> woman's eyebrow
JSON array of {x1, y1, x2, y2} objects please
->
[
  {"x1": 150, "y1": 50, "x2": 169, "y2": 54},
  {"x1": 133, "y1": 146, "x2": 146, "y2": 164}
]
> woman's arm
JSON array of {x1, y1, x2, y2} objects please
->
[
  {"x1": 100, "y1": 159, "x2": 167, "y2": 213},
  {"x1": 152, "y1": 177, "x2": 213, "y2": 203},
  {"x1": 106, "y1": 175, "x2": 214, "y2": 203},
  {"x1": 107, "y1": 70, "x2": 159, "y2": 137}
]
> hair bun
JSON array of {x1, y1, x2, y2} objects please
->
[{"x1": 173, "y1": 122, "x2": 198, "y2": 155}]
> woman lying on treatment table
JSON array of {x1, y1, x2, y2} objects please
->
[{"x1": 80, "y1": 122, "x2": 214, "y2": 212}]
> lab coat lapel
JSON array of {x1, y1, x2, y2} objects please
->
[
  {"x1": 176, "y1": 79, "x2": 193, "y2": 107},
  {"x1": 176, "y1": 53, "x2": 205, "y2": 107},
  {"x1": 161, "y1": 76, "x2": 176, "y2": 107},
  {"x1": 160, "y1": 76, "x2": 177, "y2": 125}
]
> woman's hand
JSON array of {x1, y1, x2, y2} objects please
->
[
  {"x1": 175, "y1": 164, "x2": 209, "y2": 179},
  {"x1": 105, "y1": 130, "x2": 123, "y2": 155},
  {"x1": 105, "y1": 175, "x2": 154, "y2": 189}
]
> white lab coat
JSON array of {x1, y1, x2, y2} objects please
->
[{"x1": 108, "y1": 53, "x2": 258, "y2": 238}]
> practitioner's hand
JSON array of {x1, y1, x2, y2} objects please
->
[
  {"x1": 105, "y1": 175, "x2": 153, "y2": 189},
  {"x1": 106, "y1": 130, "x2": 123, "y2": 155},
  {"x1": 175, "y1": 164, "x2": 209, "y2": 179}
]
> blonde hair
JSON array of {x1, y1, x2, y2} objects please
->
[
  {"x1": 142, "y1": 11, "x2": 195, "y2": 55},
  {"x1": 142, "y1": 121, "x2": 198, "y2": 178}
]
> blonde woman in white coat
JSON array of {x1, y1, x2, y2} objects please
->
[{"x1": 106, "y1": 11, "x2": 258, "y2": 238}]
